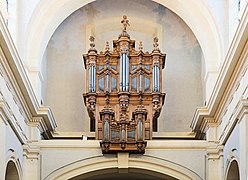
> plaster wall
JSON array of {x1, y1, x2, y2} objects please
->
[
  {"x1": 229, "y1": 0, "x2": 241, "y2": 44},
  {"x1": 203, "y1": 0, "x2": 228, "y2": 56},
  {"x1": 15, "y1": 0, "x2": 40, "y2": 61},
  {"x1": 222, "y1": 117, "x2": 248, "y2": 180},
  {"x1": 45, "y1": 0, "x2": 203, "y2": 133},
  {"x1": 0, "y1": 116, "x2": 24, "y2": 179}
]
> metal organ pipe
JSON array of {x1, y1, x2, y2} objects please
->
[
  {"x1": 106, "y1": 73, "x2": 109, "y2": 92},
  {"x1": 156, "y1": 66, "x2": 159, "y2": 91},
  {"x1": 93, "y1": 66, "x2": 96, "y2": 92},
  {"x1": 119, "y1": 54, "x2": 123, "y2": 91},
  {"x1": 126, "y1": 55, "x2": 129, "y2": 91},
  {"x1": 137, "y1": 120, "x2": 142, "y2": 141},
  {"x1": 152, "y1": 66, "x2": 155, "y2": 91},
  {"x1": 123, "y1": 54, "x2": 126, "y2": 91},
  {"x1": 154, "y1": 66, "x2": 156, "y2": 91},
  {"x1": 91, "y1": 65, "x2": 94, "y2": 92},
  {"x1": 92, "y1": 66, "x2": 94, "y2": 92},
  {"x1": 89, "y1": 66, "x2": 91, "y2": 92},
  {"x1": 104, "y1": 120, "x2": 110, "y2": 141},
  {"x1": 157, "y1": 65, "x2": 160, "y2": 91}
]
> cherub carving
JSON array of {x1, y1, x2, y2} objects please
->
[{"x1": 121, "y1": 15, "x2": 130, "y2": 32}]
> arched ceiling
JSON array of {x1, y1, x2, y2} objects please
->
[{"x1": 25, "y1": 0, "x2": 223, "y2": 72}]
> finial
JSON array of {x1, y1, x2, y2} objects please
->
[
  {"x1": 105, "y1": 41, "x2": 110, "y2": 51},
  {"x1": 139, "y1": 41, "x2": 143, "y2": 51},
  {"x1": 153, "y1": 37, "x2": 159, "y2": 51},
  {"x1": 89, "y1": 36, "x2": 95, "y2": 49},
  {"x1": 121, "y1": 15, "x2": 130, "y2": 32}
]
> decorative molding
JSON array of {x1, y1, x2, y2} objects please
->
[
  {"x1": 43, "y1": 154, "x2": 203, "y2": 180},
  {"x1": 191, "y1": 3, "x2": 248, "y2": 139},
  {"x1": 30, "y1": 139, "x2": 210, "y2": 150},
  {"x1": 206, "y1": 144, "x2": 224, "y2": 160},
  {"x1": 0, "y1": 12, "x2": 57, "y2": 139},
  {"x1": 26, "y1": 66, "x2": 45, "y2": 83},
  {"x1": 0, "y1": 98, "x2": 27, "y2": 143},
  {"x1": 219, "y1": 99, "x2": 248, "y2": 144},
  {"x1": 23, "y1": 144, "x2": 40, "y2": 160},
  {"x1": 29, "y1": 117, "x2": 48, "y2": 135}
]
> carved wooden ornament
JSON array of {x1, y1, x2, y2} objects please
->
[{"x1": 83, "y1": 16, "x2": 166, "y2": 154}]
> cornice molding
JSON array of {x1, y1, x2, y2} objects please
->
[
  {"x1": 191, "y1": 3, "x2": 248, "y2": 138},
  {"x1": 0, "y1": 99, "x2": 27, "y2": 143},
  {"x1": 206, "y1": 144, "x2": 224, "y2": 160},
  {"x1": 23, "y1": 144, "x2": 40, "y2": 159},
  {"x1": 219, "y1": 99, "x2": 248, "y2": 144},
  {"x1": 0, "y1": 12, "x2": 57, "y2": 139}
]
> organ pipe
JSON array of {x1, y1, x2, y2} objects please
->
[
  {"x1": 126, "y1": 55, "x2": 129, "y2": 91},
  {"x1": 120, "y1": 54, "x2": 123, "y2": 91},
  {"x1": 123, "y1": 54, "x2": 126, "y2": 91},
  {"x1": 89, "y1": 66, "x2": 92, "y2": 92}
]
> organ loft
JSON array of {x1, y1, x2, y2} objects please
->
[{"x1": 83, "y1": 16, "x2": 166, "y2": 154}]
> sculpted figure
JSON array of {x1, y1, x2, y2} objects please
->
[{"x1": 121, "y1": 15, "x2": 130, "y2": 31}]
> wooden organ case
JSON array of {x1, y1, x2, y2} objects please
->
[{"x1": 83, "y1": 16, "x2": 166, "y2": 154}]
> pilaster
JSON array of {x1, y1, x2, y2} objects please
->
[
  {"x1": 23, "y1": 144, "x2": 40, "y2": 180},
  {"x1": 206, "y1": 144, "x2": 224, "y2": 180}
]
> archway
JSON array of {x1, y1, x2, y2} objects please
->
[
  {"x1": 70, "y1": 168, "x2": 177, "y2": 180},
  {"x1": 226, "y1": 160, "x2": 240, "y2": 180},
  {"x1": 44, "y1": 155, "x2": 203, "y2": 180},
  {"x1": 5, "y1": 161, "x2": 19, "y2": 180}
]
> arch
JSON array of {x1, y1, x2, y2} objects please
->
[
  {"x1": 44, "y1": 155, "x2": 203, "y2": 180},
  {"x1": 25, "y1": 0, "x2": 223, "y2": 72},
  {"x1": 5, "y1": 160, "x2": 20, "y2": 180},
  {"x1": 225, "y1": 159, "x2": 240, "y2": 180},
  {"x1": 70, "y1": 168, "x2": 177, "y2": 180},
  {"x1": 4, "y1": 149, "x2": 22, "y2": 180}
]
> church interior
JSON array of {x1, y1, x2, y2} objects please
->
[{"x1": 0, "y1": 0, "x2": 247, "y2": 179}]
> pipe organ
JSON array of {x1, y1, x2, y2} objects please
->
[{"x1": 83, "y1": 16, "x2": 166, "y2": 154}]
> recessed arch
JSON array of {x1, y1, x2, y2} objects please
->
[
  {"x1": 25, "y1": 0, "x2": 223, "y2": 72},
  {"x1": 44, "y1": 155, "x2": 203, "y2": 180},
  {"x1": 5, "y1": 161, "x2": 20, "y2": 180},
  {"x1": 70, "y1": 168, "x2": 177, "y2": 180},
  {"x1": 4, "y1": 149, "x2": 22, "y2": 180},
  {"x1": 225, "y1": 159, "x2": 240, "y2": 180}
]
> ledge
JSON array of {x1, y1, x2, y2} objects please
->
[
  {"x1": 152, "y1": 131, "x2": 196, "y2": 139},
  {"x1": 32, "y1": 139, "x2": 209, "y2": 150}
]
